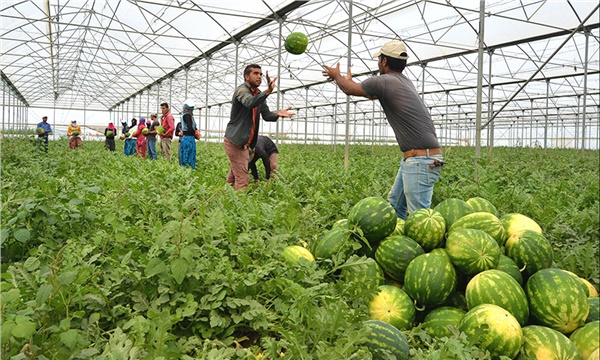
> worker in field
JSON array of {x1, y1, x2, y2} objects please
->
[
  {"x1": 36, "y1": 116, "x2": 52, "y2": 152},
  {"x1": 322, "y1": 40, "x2": 444, "y2": 219},
  {"x1": 224, "y1": 64, "x2": 294, "y2": 190},
  {"x1": 249, "y1": 135, "x2": 279, "y2": 183},
  {"x1": 67, "y1": 120, "x2": 83, "y2": 149}
]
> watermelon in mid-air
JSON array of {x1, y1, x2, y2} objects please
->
[{"x1": 285, "y1": 32, "x2": 309, "y2": 55}]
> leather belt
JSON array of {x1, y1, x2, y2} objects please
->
[{"x1": 403, "y1": 148, "x2": 442, "y2": 159}]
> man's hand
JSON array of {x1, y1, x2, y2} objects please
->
[
  {"x1": 276, "y1": 106, "x2": 295, "y2": 118},
  {"x1": 322, "y1": 63, "x2": 341, "y2": 80},
  {"x1": 266, "y1": 70, "x2": 277, "y2": 95}
]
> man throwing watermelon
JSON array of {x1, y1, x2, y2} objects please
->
[{"x1": 322, "y1": 40, "x2": 444, "y2": 219}]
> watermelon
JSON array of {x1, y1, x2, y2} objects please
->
[
  {"x1": 526, "y1": 268, "x2": 590, "y2": 334},
  {"x1": 142, "y1": 128, "x2": 149, "y2": 135},
  {"x1": 340, "y1": 256, "x2": 384, "y2": 287},
  {"x1": 458, "y1": 303, "x2": 523, "y2": 359},
  {"x1": 404, "y1": 251, "x2": 457, "y2": 307},
  {"x1": 119, "y1": 134, "x2": 126, "y2": 140},
  {"x1": 404, "y1": 208, "x2": 446, "y2": 251},
  {"x1": 433, "y1": 198, "x2": 474, "y2": 228},
  {"x1": 501, "y1": 213, "x2": 542, "y2": 238},
  {"x1": 465, "y1": 269, "x2": 529, "y2": 326},
  {"x1": 156, "y1": 125, "x2": 165, "y2": 135},
  {"x1": 71, "y1": 130, "x2": 80, "y2": 136},
  {"x1": 284, "y1": 32, "x2": 309, "y2": 55},
  {"x1": 466, "y1": 197, "x2": 499, "y2": 217},
  {"x1": 313, "y1": 227, "x2": 355, "y2": 261},
  {"x1": 281, "y1": 245, "x2": 314, "y2": 266},
  {"x1": 518, "y1": 325, "x2": 583, "y2": 360},
  {"x1": 374, "y1": 235, "x2": 424, "y2": 282},
  {"x1": 368, "y1": 285, "x2": 415, "y2": 331},
  {"x1": 588, "y1": 297, "x2": 600, "y2": 323},
  {"x1": 448, "y1": 212, "x2": 506, "y2": 246},
  {"x1": 422, "y1": 306, "x2": 465, "y2": 338},
  {"x1": 390, "y1": 218, "x2": 405, "y2": 236},
  {"x1": 590, "y1": 349, "x2": 600, "y2": 360},
  {"x1": 362, "y1": 320, "x2": 409, "y2": 360},
  {"x1": 332, "y1": 218, "x2": 349, "y2": 230},
  {"x1": 570, "y1": 321, "x2": 599, "y2": 360},
  {"x1": 496, "y1": 254, "x2": 523, "y2": 286},
  {"x1": 505, "y1": 229, "x2": 553, "y2": 278},
  {"x1": 124, "y1": 132, "x2": 130, "y2": 137},
  {"x1": 443, "y1": 291, "x2": 469, "y2": 312},
  {"x1": 581, "y1": 278, "x2": 599, "y2": 297},
  {"x1": 348, "y1": 197, "x2": 397, "y2": 246},
  {"x1": 37, "y1": 127, "x2": 45, "y2": 134},
  {"x1": 445, "y1": 228, "x2": 501, "y2": 276},
  {"x1": 563, "y1": 270, "x2": 593, "y2": 297}
]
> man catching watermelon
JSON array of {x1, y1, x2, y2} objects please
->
[
  {"x1": 322, "y1": 40, "x2": 444, "y2": 219},
  {"x1": 224, "y1": 64, "x2": 294, "y2": 190}
]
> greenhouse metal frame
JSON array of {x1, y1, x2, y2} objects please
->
[{"x1": 1, "y1": 0, "x2": 599, "y2": 152}]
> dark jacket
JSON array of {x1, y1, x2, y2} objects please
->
[{"x1": 225, "y1": 83, "x2": 278, "y2": 148}]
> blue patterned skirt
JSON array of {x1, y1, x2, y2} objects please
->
[
  {"x1": 179, "y1": 136, "x2": 196, "y2": 169},
  {"x1": 124, "y1": 139, "x2": 136, "y2": 156}
]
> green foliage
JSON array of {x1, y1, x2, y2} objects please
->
[{"x1": 1, "y1": 138, "x2": 598, "y2": 358}]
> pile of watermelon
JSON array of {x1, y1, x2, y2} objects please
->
[{"x1": 282, "y1": 196, "x2": 599, "y2": 359}]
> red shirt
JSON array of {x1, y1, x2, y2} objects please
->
[{"x1": 160, "y1": 112, "x2": 175, "y2": 139}]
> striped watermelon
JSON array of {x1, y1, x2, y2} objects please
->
[
  {"x1": 368, "y1": 285, "x2": 415, "y2": 331},
  {"x1": 284, "y1": 32, "x2": 309, "y2": 55},
  {"x1": 458, "y1": 303, "x2": 523, "y2": 359},
  {"x1": 445, "y1": 228, "x2": 501, "y2": 275},
  {"x1": 563, "y1": 270, "x2": 593, "y2": 297},
  {"x1": 570, "y1": 321, "x2": 599, "y2": 360},
  {"x1": 348, "y1": 197, "x2": 397, "y2": 246},
  {"x1": 448, "y1": 212, "x2": 506, "y2": 246},
  {"x1": 581, "y1": 278, "x2": 599, "y2": 297},
  {"x1": 518, "y1": 325, "x2": 583, "y2": 360},
  {"x1": 526, "y1": 268, "x2": 590, "y2": 334},
  {"x1": 404, "y1": 208, "x2": 446, "y2": 251},
  {"x1": 362, "y1": 320, "x2": 410, "y2": 360},
  {"x1": 590, "y1": 349, "x2": 600, "y2": 360},
  {"x1": 501, "y1": 213, "x2": 542, "y2": 238},
  {"x1": 281, "y1": 245, "x2": 314, "y2": 266},
  {"x1": 340, "y1": 256, "x2": 384, "y2": 288},
  {"x1": 505, "y1": 229, "x2": 553, "y2": 278},
  {"x1": 433, "y1": 198, "x2": 474, "y2": 228},
  {"x1": 404, "y1": 251, "x2": 457, "y2": 307},
  {"x1": 332, "y1": 218, "x2": 349, "y2": 230},
  {"x1": 465, "y1": 269, "x2": 529, "y2": 326},
  {"x1": 496, "y1": 254, "x2": 523, "y2": 286},
  {"x1": 422, "y1": 306, "x2": 465, "y2": 338},
  {"x1": 588, "y1": 297, "x2": 600, "y2": 323},
  {"x1": 374, "y1": 235, "x2": 424, "y2": 282},
  {"x1": 313, "y1": 227, "x2": 355, "y2": 261},
  {"x1": 466, "y1": 197, "x2": 499, "y2": 217},
  {"x1": 391, "y1": 218, "x2": 405, "y2": 236}
]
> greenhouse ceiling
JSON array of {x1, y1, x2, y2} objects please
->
[{"x1": 1, "y1": 0, "x2": 599, "y2": 129}]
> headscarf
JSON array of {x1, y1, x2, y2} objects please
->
[
  {"x1": 71, "y1": 120, "x2": 77, "y2": 126},
  {"x1": 108, "y1": 122, "x2": 115, "y2": 130}
]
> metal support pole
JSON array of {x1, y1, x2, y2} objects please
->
[
  {"x1": 475, "y1": 0, "x2": 486, "y2": 161},
  {"x1": 544, "y1": 80, "x2": 549, "y2": 149},
  {"x1": 205, "y1": 57, "x2": 210, "y2": 142},
  {"x1": 276, "y1": 17, "x2": 283, "y2": 144},
  {"x1": 344, "y1": 0, "x2": 353, "y2": 169},
  {"x1": 530, "y1": 99, "x2": 534, "y2": 146},
  {"x1": 486, "y1": 49, "x2": 493, "y2": 149},
  {"x1": 305, "y1": 87, "x2": 308, "y2": 145},
  {"x1": 581, "y1": 29, "x2": 589, "y2": 154}
]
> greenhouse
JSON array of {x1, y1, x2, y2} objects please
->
[
  {"x1": 2, "y1": 0, "x2": 599, "y2": 150},
  {"x1": 1, "y1": 1, "x2": 599, "y2": 359}
]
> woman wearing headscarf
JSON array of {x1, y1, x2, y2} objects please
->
[
  {"x1": 179, "y1": 102, "x2": 197, "y2": 169},
  {"x1": 104, "y1": 122, "x2": 116, "y2": 151},
  {"x1": 67, "y1": 120, "x2": 83, "y2": 149},
  {"x1": 123, "y1": 118, "x2": 137, "y2": 156},
  {"x1": 134, "y1": 117, "x2": 147, "y2": 159}
]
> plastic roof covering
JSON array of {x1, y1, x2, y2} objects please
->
[{"x1": 1, "y1": 0, "x2": 599, "y2": 135}]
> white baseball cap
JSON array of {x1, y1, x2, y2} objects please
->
[{"x1": 372, "y1": 40, "x2": 409, "y2": 60}]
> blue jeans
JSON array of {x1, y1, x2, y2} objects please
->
[
  {"x1": 147, "y1": 139, "x2": 157, "y2": 160},
  {"x1": 388, "y1": 154, "x2": 443, "y2": 220}
]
